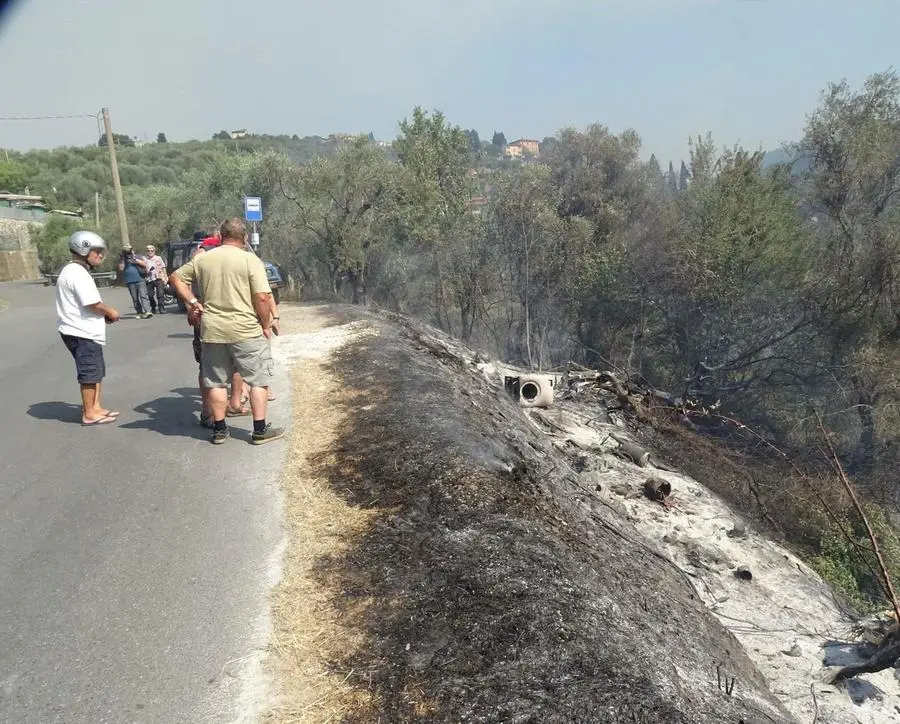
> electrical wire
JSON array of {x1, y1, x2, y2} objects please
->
[
  {"x1": 0, "y1": 110, "x2": 105, "y2": 143},
  {"x1": 0, "y1": 114, "x2": 99, "y2": 121}
]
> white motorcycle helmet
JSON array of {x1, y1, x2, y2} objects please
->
[{"x1": 68, "y1": 230, "x2": 107, "y2": 258}]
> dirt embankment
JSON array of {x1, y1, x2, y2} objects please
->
[{"x1": 264, "y1": 305, "x2": 793, "y2": 723}]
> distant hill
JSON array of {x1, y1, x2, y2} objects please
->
[
  {"x1": 761, "y1": 147, "x2": 811, "y2": 173},
  {"x1": 1, "y1": 133, "x2": 353, "y2": 212}
]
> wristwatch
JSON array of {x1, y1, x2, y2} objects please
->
[{"x1": 188, "y1": 298, "x2": 199, "y2": 307}]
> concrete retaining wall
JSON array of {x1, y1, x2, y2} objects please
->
[{"x1": 0, "y1": 250, "x2": 40, "y2": 281}]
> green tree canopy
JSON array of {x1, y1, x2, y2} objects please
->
[
  {"x1": 98, "y1": 133, "x2": 134, "y2": 148},
  {"x1": 0, "y1": 160, "x2": 30, "y2": 193}
]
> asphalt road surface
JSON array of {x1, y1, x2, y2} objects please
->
[{"x1": 0, "y1": 281, "x2": 286, "y2": 723}]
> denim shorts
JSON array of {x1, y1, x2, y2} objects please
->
[{"x1": 60, "y1": 334, "x2": 106, "y2": 384}]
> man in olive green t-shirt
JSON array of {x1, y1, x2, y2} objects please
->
[{"x1": 171, "y1": 217, "x2": 284, "y2": 445}]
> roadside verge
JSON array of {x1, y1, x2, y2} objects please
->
[{"x1": 263, "y1": 304, "x2": 378, "y2": 722}]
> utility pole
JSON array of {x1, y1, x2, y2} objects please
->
[
  {"x1": 102, "y1": 107, "x2": 130, "y2": 248},
  {"x1": 94, "y1": 191, "x2": 100, "y2": 229}
]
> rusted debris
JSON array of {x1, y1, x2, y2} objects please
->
[
  {"x1": 615, "y1": 441, "x2": 650, "y2": 467},
  {"x1": 734, "y1": 566, "x2": 753, "y2": 581},
  {"x1": 559, "y1": 363, "x2": 749, "y2": 443},
  {"x1": 644, "y1": 476, "x2": 672, "y2": 502},
  {"x1": 505, "y1": 374, "x2": 555, "y2": 408}
]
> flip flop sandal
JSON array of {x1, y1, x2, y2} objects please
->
[
  {"x1": 82, "y1": 415, "x2": 117, "y2": 426},
  {"x1": 226, "y1": 406, "x2": 251, "y2": 417},
  {"x1": 100, "y1": 410, "x2": 121, "y2": 418}
]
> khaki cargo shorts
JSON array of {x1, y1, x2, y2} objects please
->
[{"x1": 201, "y1": 335, "x2": 274, "y2": 388}]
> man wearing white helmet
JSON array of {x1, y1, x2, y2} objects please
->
[{"x1": 56, "y1": 231, "x2": 121, "y2": 425}]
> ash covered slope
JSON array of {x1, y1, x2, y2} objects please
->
[{"x1": 319, "y1": 311, "x2": 792, "y2": 723}]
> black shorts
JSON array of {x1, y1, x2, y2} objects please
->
[
  {"x1": 193, "y1": 325, "x2": 202, "y2": 367},
  {"x1": 61, "y1": 334, "x2": 106, "y2": 384}
]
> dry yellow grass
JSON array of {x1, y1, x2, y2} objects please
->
[{"x1": 263, "y1": 305, "x2": 378, "y2": 723}]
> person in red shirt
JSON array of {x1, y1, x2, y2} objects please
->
[{"x1": 200, "y1": 229, "x2": 222, "y2": 250}]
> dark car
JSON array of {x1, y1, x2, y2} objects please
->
[
  {"x1": 264, "y1": 261, "x2": 284, "y2": 300},
  {"x1": 163, "y1": 238, "x2": 284, "y2": 312}
]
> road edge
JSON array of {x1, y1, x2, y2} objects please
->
[{"x1": 227, "y1": 343, "x2": 291, "y2": 724}]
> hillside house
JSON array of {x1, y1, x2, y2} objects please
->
[{"x1": 504, "y1": 138, "x2": 540, "y2": 158}]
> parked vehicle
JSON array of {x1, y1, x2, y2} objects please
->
[
  {"x1": 163, "y1": 237, "x2": 284, "y2": 312},
  {"x1": 265, "y1": 261, "x2": 284, "y2": 300}
]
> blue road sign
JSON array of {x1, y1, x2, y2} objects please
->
[{"x1": 244, "y1": 196, "x2": 263, "y2": 222}]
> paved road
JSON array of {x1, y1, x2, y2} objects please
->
[{"x1": 0, "y1": 281, "x2": 286, "y2": 723}]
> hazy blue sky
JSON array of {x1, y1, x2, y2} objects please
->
[{"x1": 0, "y1": 0, "x2": 897, "y2": 163}]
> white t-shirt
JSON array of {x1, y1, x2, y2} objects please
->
[{"x1": 56, "y1": 262, "x2": 107, "y2": 344}]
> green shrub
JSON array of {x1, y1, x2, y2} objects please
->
[
  {"x1": 29, "y1": 216, "x2": 81, "y2": 274},
  {"x1": 811, "y1": 507, "x2": 900, "y2": 613}
]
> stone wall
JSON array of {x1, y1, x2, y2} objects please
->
[
  {"x1": 0, "y1": 250, "x2": 40, "y2": 281},
  {"x1": 0, "y1": 218, "x2": 39, "y2": 252}
]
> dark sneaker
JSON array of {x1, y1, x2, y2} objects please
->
[
  {"x1": 251, "y1": 424, "x2": 284, "y2": 445},
  {"x1": 211, "y1": 427, "x2": 230, "y2": 444},
  {"x1": 199, "y1": 414, "x2": 214, "y2": 429}
]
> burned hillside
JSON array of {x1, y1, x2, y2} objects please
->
[{"x1": 296, "y1": 308, "x2": 794, "y2": 723}]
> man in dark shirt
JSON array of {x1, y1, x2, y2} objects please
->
[{"x1": 118, "y1": 247, "x2": 152, "y2": 318}]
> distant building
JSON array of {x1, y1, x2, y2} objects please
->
[
  {"x1": 229, "y1": 129, "x2": 248, "y2": 139},
  {"x1": 504, "y1": 138, "x2": 540, "y2": 158},
  {"x1": 0, "y1": 193, "x2": 83, "y2": 223},
  {"x1": 466, "y1": 195, "x2": 489, "y2": 215},
  {"x1": 0, "y1": 193, "x2": 44, "y2": 206}
]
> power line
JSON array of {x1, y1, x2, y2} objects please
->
[
  {"x1": 0, "y1": 113, "x2": 99, "y2": 121},
  {"x1": 0, "y1": 111, "x2": 105, "y2": 143}
]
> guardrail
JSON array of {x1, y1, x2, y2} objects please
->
[{"x1": 43, "y1": 271, "x2": 117, "y2": 287}]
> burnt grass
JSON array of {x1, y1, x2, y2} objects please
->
[{"x1": 311, "y1": 309, "x2": 794, "y2": 723}]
